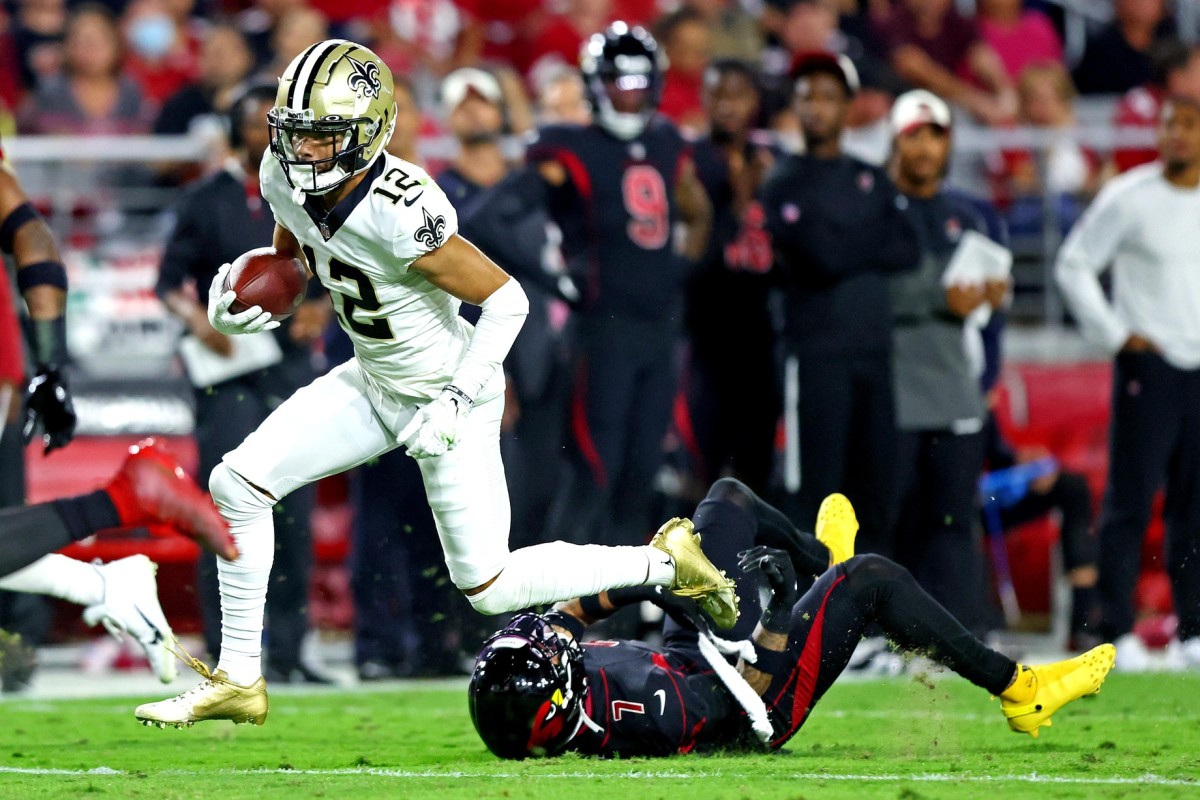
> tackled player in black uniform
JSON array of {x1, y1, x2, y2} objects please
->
[{"x1": 469, "y1": 485, "x2": 1116, "y2": 758}]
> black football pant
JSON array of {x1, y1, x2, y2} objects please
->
[
  {"x1": 762, "y1": 554, "x2": 1016, "y2": 747},
  {"x1": 0, "y1": 417, "x2": 50, "y2": 648},
  {"x1": 349, "y1": 447, "x2": 484, "y2": 675},
  {"x1": 783, "y1": 349, "x2": 896, "y2": 556},
  {"x1": 893, "y1": 429, "x2": 986, "y2": 633},
  {"x1": 1097, "y1": 352, "x2": 1200, "y2": 641},
  {"x1": 548, "y1": 318, "x2": 678, "y2": 547},
  {"x1": 684, "y1": 335, "x2": 779, "y2": 494},
  {"x1": 662, "y1": 481, "x2": 1015, "y2": 747},
  {"x1": 999, "y1": 470, "x2": 1097, "y2": 573},
  {"x1": 194, "y1": 364, "x2": 315, "y2": 671}
]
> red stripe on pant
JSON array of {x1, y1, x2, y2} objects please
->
[
  {"x1": 769, "y1": 572, "x2": 846, "y2": 747},
  {"x1": 571, "y1": 359, "x2": 608, "y2": 487}
]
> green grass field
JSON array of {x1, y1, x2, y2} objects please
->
[{"x1": 2, "y1": 673, "x2": 1199, "y2": 800}]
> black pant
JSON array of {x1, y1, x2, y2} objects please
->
[
  {"x1": 548, "y1": 318, "x2": 679, "y2": 546},
  {"x1": 763, "y1": 555, "x2": 1015, "y2": 747},
  {"x1": 349, "y1": 447, "x2": 458, "y2": 671},
  {"x1": 784, "y1": 349, "x2": 896, "y2": 555},
  {"x1": 1098, "y1": 352, "x2": 1200, "y2": 640},
  {"x1": 685, "y1": 336, "x2": 779, "y2": 494},
  {"x1": 193, "y1": 364, "x2": 315, "y2": 669},
  {"x1": 999, "y1": 470, "x2": 1097, "y2": 572},
  {"x1": 660, "y1": 483, "x2": 1014, "y2": 748},
  {"x1": 501, "y1": 356, "x2": 571, "y2": 551},
  {"x1": 893, "y1": 429, "x2": 986, "y2": 632},
  {"x1": 0, "y1": 419, "x2": 48, "y2": 648}
]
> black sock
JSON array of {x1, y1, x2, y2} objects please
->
[
  {"x1": 51, "y1": 490, "x2": 121, "y2": 542},
  {"x1": 1070, "y1": 586, "x2": 1100, "y2": 634},
  {"x1": 0, "y1": 500, "x2": 101, "y2": 577}
]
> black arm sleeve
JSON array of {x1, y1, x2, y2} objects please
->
[
  {"x1": 155, "y1": 195, "x2": 206, "y2": 300},
  {"x1": 459, "y1": 168, "x2": 580, "y2": 304}
]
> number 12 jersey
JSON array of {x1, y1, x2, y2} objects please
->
[{"x1": 261, "y1": 150, "x2": 473, "y2": 403}]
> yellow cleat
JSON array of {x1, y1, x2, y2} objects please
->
[
  {"x1": 651, "y1": 517, "x2": 739, "y2": 629},
  {"x1": 1000, "y1": 644, "x2": 1115, "y2": 738},
  {"x1": 816, "y1": 493, "x2": 858, "y2": 566},
  {"x1": 134, "y1": 640, "x2": 268, "y2": 728}
]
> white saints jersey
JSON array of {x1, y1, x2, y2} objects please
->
[{"x1": 261, "y1": 149, "x2": 472, "y2": 402}]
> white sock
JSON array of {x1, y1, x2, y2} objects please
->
[
  {"x1": 210, "y1": 466, "x2": 275, "y2": 686},
  {"x1": 466, "y1": 542, "x2": 671, "y2": 615},
  {"x1": 0, "y1": 555, "x2": 105, "y2": 606}
]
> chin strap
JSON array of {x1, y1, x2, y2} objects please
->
[{"x1": 292, "y1": 184, "x2": 305, "y2": 206}]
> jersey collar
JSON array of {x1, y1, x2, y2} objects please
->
[{"x1": 302, "y1": 157, "x2": 386, "y2": 240}]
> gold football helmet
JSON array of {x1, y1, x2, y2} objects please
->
[{"x1": 268, "y1": 39, "x2": 396, "y2": 195}]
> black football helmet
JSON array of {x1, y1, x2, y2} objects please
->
[
  {"x1": 580, "y1": 22, "x2": 664, "y2": 140},
  {"x1": 468, "y1": 613, "x2": 588, "y2": 759}
]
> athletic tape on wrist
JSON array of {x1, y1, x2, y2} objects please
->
[
  {"x1": 443, "y1": 384, "x2": 474, "y2": 407},
  {"x1": 0, "y1": 202, "x2": 40, "y2": 253}
]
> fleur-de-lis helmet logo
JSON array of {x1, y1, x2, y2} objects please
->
[
  {"x1": 348, "y1": 58, "x2": 381, "y2": 99},
  {"x1": 415, "y1": 206, "x2": 447, "y2": 249}
]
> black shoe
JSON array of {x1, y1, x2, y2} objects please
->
[
  {"x1": 0, "y1": 630, "x2": 36, "y2": 693},
  {"x1": 264, "y1": 663, "x2": 335, "y2": 685}
]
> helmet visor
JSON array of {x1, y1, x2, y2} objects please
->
[{"x1": 268, "y1": 108, "x2": 371, "y2": 194}]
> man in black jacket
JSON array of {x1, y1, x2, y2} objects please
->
[{"x1": 758, "y1": 52, "x2": 919, "y2": 554}]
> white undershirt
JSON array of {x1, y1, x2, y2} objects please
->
[{"x1": 1055, "y1": 162, "x2": 1200, "y2": 370}]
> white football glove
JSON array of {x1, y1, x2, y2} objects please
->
[
  {"x1": 399, "y1": 386, "x2": 473, "y2": 459},
  {"x1": 207, "y1": 263, "x2": 280, "y2": 335}
]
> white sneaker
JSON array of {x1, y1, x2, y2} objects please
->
[
  {"x1": 1113, "y1": 632, "x2": 1152, "y2": 673},
  {"x1": 83, "y1": 555, "x2": 177, "y2": 683},
  {"x1": 1165, "y1": 637, "x2": 1200, "y2": 671}
]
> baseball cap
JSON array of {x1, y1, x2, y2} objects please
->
[
  {"x1": 792, "y1": 51, "x2": 860, "y2": 96},
  {"x1": 890, "y1": 89, "x2": 952, "y2": 136},
  {"x1": 441, "y1": 68, "x2": 503, "y2": 114}
]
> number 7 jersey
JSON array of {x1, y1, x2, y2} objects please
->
[{"x1": 260, "y1": 149, "x2": 470, "y2": 402}]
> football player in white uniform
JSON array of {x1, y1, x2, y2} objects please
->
[{"x1": 135, "y1": 40, "x2": 737, "y2": 728}]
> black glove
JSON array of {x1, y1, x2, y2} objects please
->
[
  {"x1": 738, "y1": 545, "x2": 800, "y2": 634},
  {"x1": 22, "y1": 366, "x2": 76, "y2": 455}
]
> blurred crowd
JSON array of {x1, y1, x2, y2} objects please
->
[
  {"x1": 2, "y1": 0, "x2": 1198, "y2": 202},
  {"x1": 3, "y1": 0, "x2": 1199, "y2": 683}
]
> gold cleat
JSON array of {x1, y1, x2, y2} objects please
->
[
  {"x1": 816, "y1": 493, "x2": 858, "y2": 566},
  {"x1": 1000, "y1": 644, "x2": 1115, "y2": 738},
  {"x1": 651, "y1": 517, "x2": 739, "y2": 629},
  {"x1": 134, "y1": 639, "x2": 268, "y2": 728}
]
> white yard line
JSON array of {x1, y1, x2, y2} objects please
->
[{"x1": 0, "y1": 767, "x2": 1196, "y2": 786}]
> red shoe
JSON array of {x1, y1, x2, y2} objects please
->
[{"x1": 104, "y1": 439, "x2": 238, "y2": 561}]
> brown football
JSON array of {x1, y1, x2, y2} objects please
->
[{"x1": 223, "y1": 247, "x2": 309, "y2": 322}]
